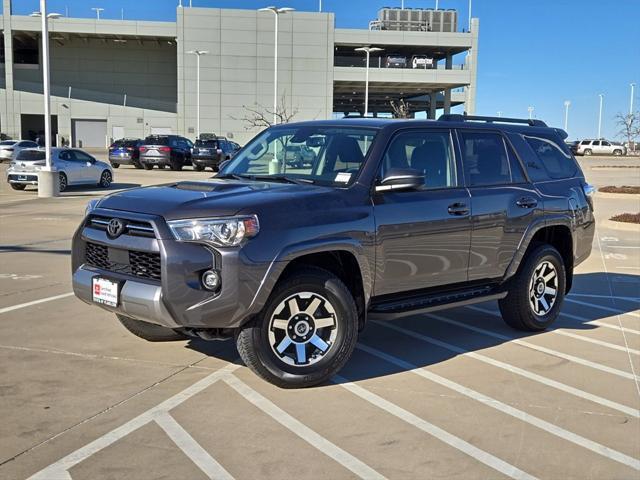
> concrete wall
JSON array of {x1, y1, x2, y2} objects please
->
[{"x1": 177, "y1": 8, "x2": 335, "y2": 144}]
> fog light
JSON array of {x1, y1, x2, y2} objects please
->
[{"x1": 202, "y1": 270, "x2": 221, "y2": 291}]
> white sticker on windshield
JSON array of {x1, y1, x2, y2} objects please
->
[{"x1": 335, "y1": 172, "x2": 352, "y2": 183}]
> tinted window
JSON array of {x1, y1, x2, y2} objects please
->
[
  {"x1": 16, "y1": 150, "x2": 45, "y2": 161},
  {"x1": 0, "y1": 140, "x2": 17, "y2": 146},
  {"x1": 72, "y1": 150, "x2": 94, "y2": 162},
  {"x1": 196, "y1": 139, "x2": 219, "y2": 147},
  {"x1": 525, "y1": 136, "x2": 577, "y2": 179},
  {"x1": 459, "y1": 132, "x2": 512, "y2": 186},
  {"x1": 506, "y1": 141, "x2": 526, "y2": 183},
  {"x1": 592, "y1": 141, "x2": 600, "y2": 146},
  {"x1": 144, "y1": 136, "x2": 169, "y2": 146},
  {"x1": 580, "y1": 140, "x2": 590, "y2": 145},
  {"x1": 602, "y1": 141, "x2": 610, "y2": 146},
  {"x1": 382, "y1": 130, "x2": 456, "y2": 189}
]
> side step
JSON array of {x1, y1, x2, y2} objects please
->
[{"x1": 368, "y1": 286, "x2": 507, "y2": 320}]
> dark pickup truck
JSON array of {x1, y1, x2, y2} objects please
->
[{"x1": 71, "y1": 115, "x2": 595, "y2": 388}]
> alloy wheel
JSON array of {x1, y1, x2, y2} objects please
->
[
  {"x1": 101, "y1": 171, "x2": 112, "y2": 187},
  {"x1": 528, "y1": 260, "x2": 558, "y2": 316},
  {"x1": 268, "y1": 292, "x2": 338, "y2": 367}
]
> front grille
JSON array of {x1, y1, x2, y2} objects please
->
[
  {"x1": 89, "y1": 215, "x2": 156, "y2": 238},
  {"x1": 85, "y1": 242, "x2": 161, "y2": 281}
]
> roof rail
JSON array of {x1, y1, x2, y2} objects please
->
[{"x1": 438, "y1": 114, "x2": 547, "y2": 127}]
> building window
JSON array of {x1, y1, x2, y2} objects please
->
[{"x1": 14, "y1": 35, "x2": 39, "y2": 65}]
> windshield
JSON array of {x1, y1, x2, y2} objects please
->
[{"x1": 220, "y1": 126, "x2": 378, "y2": 186}]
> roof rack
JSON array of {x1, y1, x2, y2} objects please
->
[{"x1": 438, "y1": 114, "x2": 547, "y2": 127}]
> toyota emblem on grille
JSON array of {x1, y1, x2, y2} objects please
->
[{"x1": 107, "y1": 218, "x2": 125, "y2": 238}]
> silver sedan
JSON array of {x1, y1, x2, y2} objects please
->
[{"x1": 7, "y1": 148, "x2": 113, "y2": 192}]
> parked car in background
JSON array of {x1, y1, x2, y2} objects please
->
[
  {"x1": 0, "y1": 140, "x2": 39, "y2": 161},
  {"x1": 108, "y1": 138, "x2": 143, "y2": 169},
  {"x1": 385, "y1": 54, "x2": 407, "y2": 68},
  {"x1": 138, "y1": 135, "x2": 193, "y2": 171},
  {"x1": 565, "y1": 140, "x2": 580, "y2": 155},
  {"x1": 276, "y1": 144, "x2": 316, "y2": 168},
  {"x1": 411, "y1": 55, "x2": 434, "y2": 69},
  {"x1": 7, "y1": 148, "x2": 112, "y2": 192},
  {"x1": 191, "y1": 137, "x2": 236, "y2": 171},
  {"x1": 228, "y1": 141, "x2": 242, "y2": 155},
  {"x1": 576, "y1": 139, "x2": 627, "y2": 156}
]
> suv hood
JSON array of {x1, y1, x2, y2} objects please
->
[{"x1": 96, "y1": 179, "x2": 328, "y2": 220}]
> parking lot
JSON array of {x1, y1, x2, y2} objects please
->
[{"x1": 0, "y1": 155, "x2": 638, "y2": 479}]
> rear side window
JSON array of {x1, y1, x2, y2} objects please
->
[
  {"x1": 580, "y1": 140, "x2": 590, "y2": 145},
  {"x1": 524, "y1": 136, "x2": 577, "y2": 179},
  {"x1": 17, "y1": 150, "x2": 45, "y2": 161},
  {"x1": 459, "y1": 132, "x2": 513, "y2": 187}
]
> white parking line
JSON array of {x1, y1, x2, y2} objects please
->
[
  {"x1": 0, "y1": 292, "x2": 74, "y2": 315},
  {"x1": 373, "y1": 320, "x2": 639, "y2": 418},
  {"x1": 446, "y1": 307, "x2": 640, "y2": 381},
  {"x1": 155, "y1": 412, "x2": 235, "y2": 480},
  {"x1": 554, "y1": 330, "x2": 640, "y2": 356},
  {"x1": 223, "y1": 375, "x2": 386, "y2": 480},
  {"x1": 335, "y1": 376, "x2": 538, "y2": 480},
  {"x1": 565, "y1": 298, "x2": 640, "y2": 319},
  {"x1": 570, "y1": 293, "x2": 640, "y2": 303},
  {"x1": 28, "y1": 364, "x2": 240, "y2": 480},
  {"x1": 356, "y1": 343, "x2": 640, "y2": 471}
]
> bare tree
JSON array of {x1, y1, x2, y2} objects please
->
[
  {"x1": 232, "y1": 94, "x2": 299, "y2": 130},
  {"x1": 615, "y1": 112, "x2": 640, "y2": 150},
  {"x1": 390, "y1": 99, "x2": 411, "y2": 119}
]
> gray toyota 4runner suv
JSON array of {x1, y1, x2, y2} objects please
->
[{"x1": 72, "y1": 115, "x2": 595, "y2": 388}]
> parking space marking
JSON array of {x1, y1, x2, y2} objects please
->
[
  {"x1": 155, "y1": 412, "x2": 235, "y2": 480},
  {"x1": 553, "y1": 330, "x2": 640, "y2": 356},
  {"x1": 374, "y1": 320, "x2": 639, "y2": 418},
  {"x1": 570, "y1": 293, "x2": 640, "y2": 303},
  {"x1": 565, "y1": 298, "x2": 640, "y2": 319},
  {"x1": 334, "y1": 376, "x2": 538, "y2": 480},
  {"x1": 0, "y1": 292, "x2": 74, "y2": 315},
  {"x1": 356, "y1": 343, "x2": 640, "y2": 471},
  {"x1": 446, "y1": 308, "x2": 640, "y2": 381},
  {"x1": 223, "y1": 375, "x2": 386, "y2": 480},
  {"x1": 28, "y1": 364, "x2": 240, "y2": 480}
]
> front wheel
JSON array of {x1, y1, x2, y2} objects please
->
[
  {"x1": 110, "y1": 162, "x2": 120, "y2": 169},
  {"x1": 117, "y1": 315, "x2": 187, "y2": 342},
  {"x1": 499, "y1": 244, "x2": 566, "y2": 331},
  {"x1": 99, "y1": 170, "x2": 112, "y2": 188},
  {"x1": 236, "y1": 267, "x2": 358, "y2": 388},
  {"x1": 193, "y1": 164, "x2": 205, "y2": 172}
]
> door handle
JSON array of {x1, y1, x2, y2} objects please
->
[
  {"x1": 516, "y1": 197, "x2": 538, "y2": 209},
  {"x1": 448, "y1": 203, "x2": 469, "y2": 216}
]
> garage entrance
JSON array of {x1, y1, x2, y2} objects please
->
[
  {"x1": 72, "y1": 119, "x2": 107, "y2": 148},
  {"x1": 20, "y1": 114, "x2": 59, "y2": 145}
]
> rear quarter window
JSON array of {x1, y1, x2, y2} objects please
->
[{"x1": 524, "y1": 135, "x2": 577, "y2": 179}]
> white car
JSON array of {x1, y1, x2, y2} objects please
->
[
  {"x1": 0, "y1": 139, "x2": 39, "y2": 161},
  {"x1": 7, "y1": 148, "x2": 113, "y2": 192},
  {"x1": 411, "y1": 55, "x2": 434, "y2": 69},
  {"x1": 575, "y1": 139, "x2": 627, "y2": 156}
]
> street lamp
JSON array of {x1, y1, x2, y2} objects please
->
[
  {"x1": 258, "y1": 6, "x2": 295, "y2": 125},
  {"x1": 598, "y1": 93, "x2": 604, "y2": 139},
  {"x1": 355, "y1": 46, "x2": 383, "y2": 117},
  {"x1": 630, "y1": 83, "x2": 636, "y2": 115},
  {"x1": 91, "y1": 7, "x2": 104, "y2": 19},
  {"x1": 30, "y1": 1, "x2": 62, "y2": 198},
  {"x1": 563, "y1": 100, "x2": 570, "y2": 132},
  {"x1": 527, "y1": 106, "x2": 534, "y2": 119},
  {"x1": 187, "y1": 50, "x2": 208, "y2": 138}
]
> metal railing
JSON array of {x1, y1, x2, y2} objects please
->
[{"x1": 334, "y1": 56, "x2": 467, "y2": 70}]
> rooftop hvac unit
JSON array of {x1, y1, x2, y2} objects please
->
[{"x1": 376, "y1": 7, "x2": 458, "y2": 32}]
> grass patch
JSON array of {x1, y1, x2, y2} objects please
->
[
  {"x1": 599, "y1": 186, "x2": 640, "y2": 194},
  {"x1": 610, "y1": 213, "x2": 640, "y2": 224}
]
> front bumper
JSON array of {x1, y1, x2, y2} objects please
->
[{"x1": 71, "y1": 209, "x2": 278, "y2": 330}]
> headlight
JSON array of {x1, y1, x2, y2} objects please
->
[
  {"x1": 85, "y1": 199, "x2": 100, "y2": 216},
  {"x1": 167, "y1": 215, "x2": 259, "y2": 247}
]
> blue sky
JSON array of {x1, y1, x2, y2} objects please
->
[{"x1": 11, "y1": 0, "x2": 640, "y2": 140}]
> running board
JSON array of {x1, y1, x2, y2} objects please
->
[{"x1": 368, "y1": 288, "x2": 507, "y2": 321}]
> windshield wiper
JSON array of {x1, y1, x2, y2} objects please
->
[
  {"x1": 215, "y1": 173, "x2": 252, "y2": 181},
  {"x1": 218, "y1": 173, "x2": 313, "y2": 185}
]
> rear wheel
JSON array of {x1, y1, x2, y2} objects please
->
[
  {"x1": 143, "y1": 163, "x2": 153, "y2": 170},
  {"x1": 158, "y1": 164, "x2": 166, "y2": 169},
  {"x1": 584, "y1": 149, "x2": 592, "y2": 156},
  {"x1": 133, "y1": 161, "x2": 143, "y2": 169},
  {"x1": 59, "y1": 172, "x2": 67, "y2": 192},
  {"x1": 110, "y1": 162, "x2": 120, "y2": 169},
  {"x1": 193, "y1": 164, "x2": 205, "y2": 172},
  {"x1": 117, "y1": 315, "x2": 186, "y2": 342},
  {"x1": 499, "y1": 244, "x2": 566, "y2": 331},
  {"x1": 10, "y1": 183, "x2": 26, "y2": 190},
  {"x1": 99, "y1": 170, "x2": 112, "y2": 188},
  {"x1": 613, "y1": 149, "x2": 622, "y2": 156},
  {"x1": 236, "y1": 267, "x2": 358, "y2": 388}
]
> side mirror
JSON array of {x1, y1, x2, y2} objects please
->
[{"x1": 375, "y1": 168, "x2": 424, "y2": 192}]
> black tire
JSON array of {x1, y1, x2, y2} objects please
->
[
  {"x1": 99, "y1": 170, "x2": 112, "y2": 188},
  {"x1": 169, "y1": 160, "x2": 183, "y2": 171},
  {"x1": 236, "y1": 266, "x2": 358, "y2": 388},
  {"x1": 134, "y1": 161, "x2": 143, "y2": 169},
  {"x1": 10, "y1": 183, "x2": 26, "y2": 190},
  {"x1": 158, "y1": 164, "x2": 166, "y2": 169},
  {"x1": 584, "y1": 149, "x2": 592, "y2": 156},
  {"x1": 193, "y1": 164, "x2": 205, "y2": 172},
  {"x1": 143, "y1": 163, "x2": 153, "y2": 170},
  {"x1": 499, "y1": 244, "x2": 566, "y2": 332},
  {"x1": 117, "y1": 314, "x2": 187, "y2": 342},
  {"x1": 613, "y1": 149, "x2": 622, "y2": 156},
  {"x1": 59, "y1": 172, "x2": 67, "y2": 192},
  {"x1": 110, "y1": 162, "x2": 120, "y2": 169}
]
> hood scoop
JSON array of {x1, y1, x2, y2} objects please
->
[{"x1": 173, "y1": 181, "x2": 220, "y2": 192}]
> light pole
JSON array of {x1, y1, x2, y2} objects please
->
[
  {"x1": 187, "y1": 50, "x2": 208, "y2": 138},
  {"x1": 30, "y1": 1, "x2": 62, "y2": 198},
  {"x1": 496, "y1": 111, "x2": 502, "y2": 117},
  {"x1": 598, "y1": 94, "x2": 604, "y2": 139},
  {"x1": 527, "y1": 106, "x2": 534, "y2": 119},
  {"x1": 355, "y1": 46, "x2": 383, "y2": 117},
  {"x1": 468, "y1": 0, "x2": 472, "y2": 32},
  {"x1": 563, "y1": 100, "x2": 570, "y2": 132},
  {"x1": 91, "y1": 7, "x2": 104, "y2": 19},
  {"x1": 319, "y1": 0, "x2": 322, "y2": 12},
  {"x1": 258, "y1": 6, "x2": 295, "y2": 125},
  {"x1": 630, "y1": 83, "x2": 636, "y2": 115}
]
